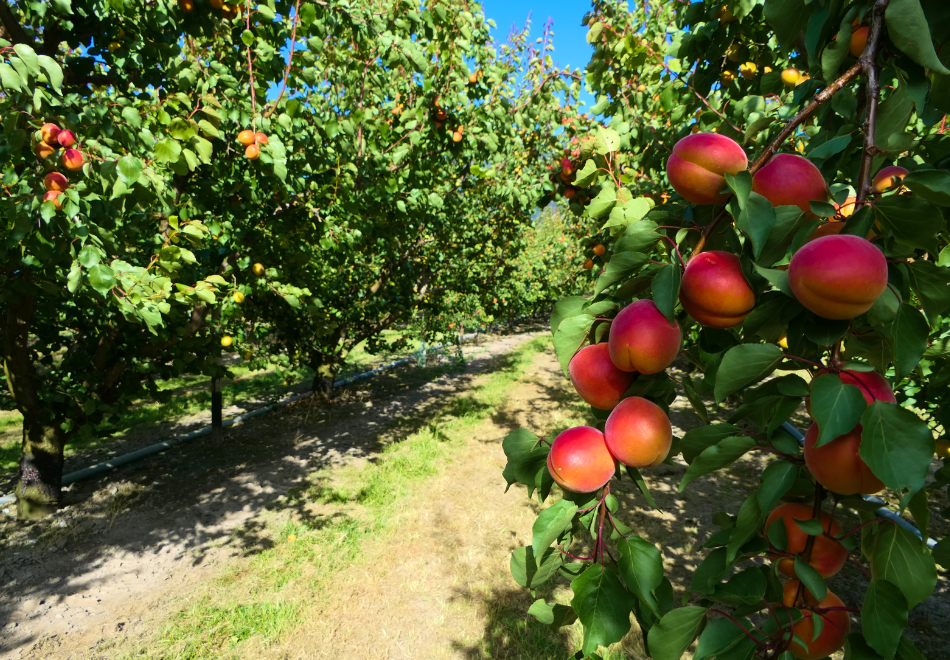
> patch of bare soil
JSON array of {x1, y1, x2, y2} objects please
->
[{"x1": 0, "y1": 327, "x2": 545, "y2": 660}]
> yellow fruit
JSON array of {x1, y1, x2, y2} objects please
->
[
  {"x1": 210, "y1": 0, "x2": 222, "y2": 7},
  {"x1": 238, "y1": 129, "x2": 256, "y2": 146},
  {"x1": 252, "y1": 263, "x2": 265, "y2": 276},
  {"x1": 795, "y1": 75, "x2": 811, "y2": 87},
  {"x1": 763, "y1": 66, "x2": 772, "y2": 74},
  {"x1": 245, "y1": 144, "x2": 260, "y2": 160},
  {"x1": 721, "y1": 70, "x2": 736, "y2": 84},
  {"x1": 739, "y1": 62, "x2": 757, "y2": 79},
  {"x1": 221, "y1": 335, "x2": 233, "y2": 347},
  {"x1": 233, "y1": 291, "x2": 245, "y2": 303},
  {"x1": 778, "y1": 335, "x2": 788, "y2": 349},
  {"x1": 108, "y1": 41, "x2": 122, "y2": 52},
  {"x1": 781, "y1": 68, "x2": 801, "y2": 87},
  {"x1": 726, "y1": 45, "x2": 740, "y2": 62}
]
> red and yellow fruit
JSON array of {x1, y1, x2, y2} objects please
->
[
  {"x1": 44, "y1": 172, "x2": 69, "y2": 191},
  {"x1": 255, "y1": 132, "x2": 269, "y2": 145},
  {"x1": 765, "y1": 503, "x2": 847, "y2": 578},
  {"x1": 608, "y1": 299, "x2": 682, "y2": 374},
  {"x1": 872, "y1": 165, "x2": 909, "y2": 192},
  {"x1": 238, "y1": 130, "x2": 256, "y2": 146},
  {"x1": 788, "y1": 234, "x2": 887, "y2": 319},
  {"x1": 245, "y1": 144, "x2": 261, "y2": 160},
  {"x1": 35, "y1": 142, "x2": 55, "y2": 160},
  {"x1": 679, "y1": 251, "x2": 755, "y2": 328},
  {"x1": 849, "y1": 26, "x2": 869, "y2": 57},
  {"x1": 43, "y1": 190, "x2": 64, "y2": 210},
  {"x1": 806, "y1": 368, "x2": 895, "y2": 416},
  {"x1": 781, "y1": 68, "x2": 801, "y2": 87},
  {"x1": 252, "y1": 262, "x2": 266, "y2": 276},
  {"x1": 592, "y1": 244, "x2": 606, "y2": 256},
  {"x1": 804, "y1": 423, "x2": 884, "y2": 495},
  {"x1": 57, "y1": 130, "x2": 77, "y2": 148},
  {"x1": 666, "y1": 133, "x2": 748, "y2": 205},
  {"x1": 583, "y1": 259, "x2": 594, "y2": 270},
  {"x1": 778, "y1": 581, "x2": 851, "y2": 660},
  {"x1": 547, "y1": 426, "x2": 616, "y2": 493},
  {"x1": 40, "y1": 123, "x2": 61, "y2": 145},
  {"x1": 62, "y1": 148, "x2": 85, "y2": 171},
  {"x1": 568, "y1": 343, "x2": 636, "y2": 410},
  {"x1": 604, "y1": 397, "x2": 672, "y2": 468},
  {"x1": 751, "y1": 153, "x2": 828, "y2": 215}
]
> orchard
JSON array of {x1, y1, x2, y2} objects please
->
[{"x1": 502, "y1": 0, "x2": 950, "y2": 658}]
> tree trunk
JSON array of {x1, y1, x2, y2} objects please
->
[
  {"x1": 15, "y1": 416, "x2": 67, "y2": 519},
  {"x1": 309, "y1": 353, "x2": 338, "y2": 398}
]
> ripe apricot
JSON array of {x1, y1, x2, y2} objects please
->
[
  {"x1": 245, "y1": 144, "x2": 261, "y2": 160},
  {"x1": 872, "y1": 165, "x2": 909, "y2": 192},
  {"x1": 608, "y1": 299, "x2": 682, "y2": 374},
  {"x1": 778, "y1": 580, "x2": 851, "y2": 660},
  {"x1": 781, "y1": 68, "x2": 801, "y2": 87},
  {"x1": 568, "y1": 343, "x2": 635, "y2": 410},
  {"x1": 751, "y1": 153, "x2": 828, "y2": 215},
  {"x1": 835, "y1": 195, "x2": 857, "y2": 218},
  {"x1": 788, "y1": 234, "x2": 887, "y2": 319},
  {"x1": 604, "y1": 396, "x2": 672, "y2": 467},
  {"x1": 255, "y1": 132, "x2": 268, "y2": 145},
  {"x1": 765, "y1": 503, "x2": 847, "y2": 578},
  {"x1": 666, "y1": 133, "x2": 748, "y2": 205},
  {"x1": 849, "y1": 26, "x2": 869, "y2": 57},
  {"x1": 592, "y1": 244, "x2": 605, "y2": 256},
  {"x1": 637, "y1": 84, "x2": 646, "y2": 92},
  {"x1": 57, "y1": 130, "x2": 77, "y2": 148},
  {"x1": 233, "y1": 291, "x2": 245, "y2": 304},
  {"x1": 252, "y1": 262, "x2": 266, "y2": 276},
  {"x1": 44, "y1": 172, "x2": 69, "y2": 191},
  {"x1": 583, "y1": 259, "x2": 594, "y2": 270},
  {"x1": 62, "y1": 148, "x2": 85, "y2": 171},
  {"x1": 739, "y1": 62, "x2": 757, "y2": 79},
  {"x1": 721, "y1": 70, "x2": 736, "y2": 84},
  {"x1": 547, "y1": 426, "x2": 616, "y2": 493},
  {"x1": 804, "y1": 423, "x2": 884, "y2": 495},
  {"x1": 564, "y1": 188, "x2": 576, "y2": 199},
  {"x1": 238, "y1": 130, "x2": 256, "y2": 146},
  {"x1": 468, "y1": 72, "x2": 477, "y2": 84},
  {"x1": 35, "y1": 142, "x2": 54, "y2": 160},
  {"x1": 40, "y1": 123, "x2": 60, "y2": 145},
  {"x1": 43, "y1": 190, "x2": 64, "y2": 210},
  {"x1": 452, "y1": 131, "x2": 463, "y2": 143},
  {"x1": 178, "y1": 0, "x2": 194, "y2": 11},
  {"x1": 680, "y1": 251, "x2": 755, "y2": 328},
  {"x1": 806, "y1": 368, "x2": 894, "y2": 416}
]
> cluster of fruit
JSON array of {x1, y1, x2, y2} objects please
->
[
  {"x1": 237, "y1": 129, "x2": 269, "y2": 160},
  {"x1": 177, "y1": 0, "x2": 241, "y2": 20},
  {"x1": 35, "y1": 122, "x2": 86, "y2": 211},
  {"x1": 220, "y1": 262, "x2": 264, "y2": 348},
  {"x1": 430, "y1": 98, "x2": 464, "y2": 143}
]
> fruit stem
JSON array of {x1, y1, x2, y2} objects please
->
[
  {"x1": 594, "y1": 318, "x2": 615, "y2": 323},
  {"x1": 596, "y1": 484, "x2": 609, "y2": 564},
  {"x1": 709, "y1": 610, "x2": 769, "y2": 648},
  {"x1": 559, "y1": 548, "x2": 595, "y2": 562}
]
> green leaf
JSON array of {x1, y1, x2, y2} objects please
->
[
  {"x1": 122, "y1": 106, "x2": 142, "y2": 128},
  {"x1": 908, "y1": 260, "x2": 950, "y2": 319},
  {"x1": 869, "y1": 521, "x2": 937, "y2": 608},
  {"x1": 510, "y1": 545, "x2": 562, "y2": 589},
  {"x1": 891, "y1": 304, "x2": 928, "y2": 379},
  {"x1": 154, "y1": 138, "x2": 182, "y2": 164},
  {"x1": 753, "y1": 264, "x2": 793, "y2": 297},
  {"x1": 933, "y1": 537, "x2": 950, "y2": 569},
  {"x1": 727, "y1": 492, "x2": 766, "y2": 562},
  {"x1": 681, "y1": 373, "x2": 709, "y2": 424},
  {"x1": 551, "y1": 296, "x2": 588, "y2": 334},
  {"x1": 875, "y1": 83, "x2": 914, "y2": 153},
  {"x1": 595, "y1": 251, "x2": 648, "y2": 295},
  {"x1": 553, "y1": 314, "x2": 594, "y2": 376},
  {"x1": 527, "y1": 599, "x2": 576, "y2": 629},
  {"x1": 646, "y1": 606, "x2": 707, "y2": 660},
  {"x1": 50, "y1": 0, "x2": 72, "y2": 13},
  {"x1": 793, "y1": 556, "x2": 827, "y2": 601},
  {"x1": 571, "y1": 564, "x2": 634, "y2": 655},
  {"x1": 862, "y1": 579, "x2": 908, "y2": 660},
  {"x1": 77, "y1": 245, "x2": 101, "y2": 268},
  {"x1": 711, "y1": 567, "x2": 767, "y2": 606},
  {"x1": 618, "y1": 536, "x2": 664, "y2": 615},
  {"x1": 694, "y1": 616, "x2": 757, "y2": 660},
  {"x1": 573, "y1": 159, "x2": 599, "y2": 187},
  {"x1": 587, "y1": 186, "x2": 617, "y2": 220},
  {"x1": 714, "y1": 344, "x2": 785, "y2": 403},
  {"x1": 680, "y1": 436, "x2": 756, "y2": 491},
  {"x1": 725, "y1": 171, "x2": 753, "y2": 208},
  {"x1": 736, "y1": 192, "x2": 776, "y2": 259},
  {"x1": 758, "y1": 461, "x2": 799, "y2": 512},
  {"x1": 198, "y1": 119, "x2": 220, "y2": 138},
  {"x1": 88, "y1": 264, "x2": 116, "y2": 295},
  {"x1": 594, "y1": 127, "x2": 620, "y2": 155},
  {"x1": 67, "y1": 262, "x2": 82, "y2": 293},
  {"x1": 12, "y1": 44, "x2": 39, "y2": 75},
  {"x1": 36, "y1": 55, "x2": 63, "y2": 89},
  {"x1": 625, "y1": 466, "x2": 658, "y2": 509},
  {"x1": 501, "y1": 428, "x2": 550, "y2": 499},
  {"x1": 0, "y1": 62, "x2": 22, "y2": 91},
  {"x1": 681, "y1": 424, "x2": 743, "y2": 463},
  {"x1": 885, "y1": 0, "x2": 950, "y2": 75},
  {"x1": 807, "y1": 135, "x2": 851, "y2": 160},
  {"x1": 902, "y1": 169, "x2": 950, "y2": 206},
  {"x1": 860, "y1": 402, "x2": 935, "y2": 494},
  {"x1": 809, "y1": 374, "x2": 867, "y2": 448},
  {"x1": 532, "y1": 500, "x2": 577, "y2": 559},
  {"x1": 874, "y1": 196, "x2": 944, "y2": 254},
  {"x1": 651, "y1": 263, "x2": 681, "y2": 323},
  {"x1": 117, "y1": 156, "x2": 144, "y2": 185}
]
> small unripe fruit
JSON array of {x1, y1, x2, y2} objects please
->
[
  {"x1": 569, "y1": 343, "x2": 636, "y2": 410},
  {"x1": 781, "y1": 67, "x2": 801, "y2": 86},
  {"x1": 252, "y1": 262, "x2": 266, "y2": 276},
  {"x1": 804, "y1": 422, "x2": 884, "y2": 495},
  {"x1": 592, "y1": 244, "x2": 605, "y2": 256},
  {"x1": 751, "y1": 153, "x2": 828, "y2": 215},
  {"x1": 221, "y1": 335, "x2": 233, "y2": 347},
  {"x1": 725, "y1": 45, "x2": 740, "y2": 62},
  {"x1": 35, "y1": 142, "x2": 54, "y2": 160},
  {"x1": 765, "y1": 503, "x2": 847, "y2": 578},
  {"x1": 547, "y1": 426, "x2": 616, "y2": 493},
  {"x1": 57, "y1": 130, "x2": 77, "y2": 148},
  {"x1": 608, "y1": 299, "x2": 682, "y2": 374},
  {"x1": 872, "y1": 165, "x2": 909, "y2": 192},
  {"x1": 778, "y1": 581, "x2": 850, "y2": 660},
  {"x1": 62, "y1": 148, "x2": 85, "y2": 171},
  {"x1": 43, "y1": 190, "x2": 64, "y2": 210},
  {"x1": 680, "y1": 251, "x2": 755, "y2": 328},
  {"x1": 714, "y1": 5, "x2": 736, "y2": 23},
  {"x1": 44, "y1": 172, "x2": 69, "y2": 191},
  {"x1": 233, "y1": 291, "x2": 245, "y2": 304},
  {"x1": 238, "y1": 130, "x2": 256, "y2": 146},
  {"x1": 245, "y1": 144, "x2": 261, "y2": 160},
  {"x1": 788, "y1": 234, "x2": 887, "y2": 319},
  {"x1": 604, "y1": 397, "x2": 672, "y2": 467},
  {"x1": 40, "y1": 123, "x2": 61, "y2": 146},
  {"x1": 583, "y1": 259, "x2": 594, "y2": 270},
  {"x1": 666, "y1": 133, "x2": 748, "y2": 205},
  {"x1": 255, "y1": 132, "x2": 268, "y2": 145},
  {"x1": 849, "y1": 26, "x2": 869, "y2": 57}
]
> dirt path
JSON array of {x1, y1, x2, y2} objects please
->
[
  {"x1": 0, "y1": 329, "x2": 545, "y2": 660},
  {"x1": 2, "y1": 332, "x2": 946, "y2": 660}
]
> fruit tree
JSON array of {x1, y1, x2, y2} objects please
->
[{"x1": 502, "y1": 0, "x2": 949, "y2": 658}]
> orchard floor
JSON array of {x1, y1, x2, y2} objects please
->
[{"x1": 0, "y1": 330, "x2": 947, "y2": 660}]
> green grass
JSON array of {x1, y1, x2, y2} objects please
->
[{"x1": 124, "y1": 336, "x2": 552, "y2": 660}]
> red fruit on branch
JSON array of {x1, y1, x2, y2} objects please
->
[
  {"x1": 62, "y1": 149, "x2": 85, "y2": 171},
  {"x1": 872, "y1": 165, "x2": 909, "y2": 191},
  {"x1": 44, "y1": 172, "x2": 69, "y2": 191},
  {"x1": 603, "y1": 396, "x2": 672, "y2": 467},
  {"x1": 765, "y1": 503, "x2": 847, "y2": 578},
  {"x1": 546, "y1": 426, "x2": 617, "y2": 493},
  {"x1": 40, "y1": 123, "x2": 61, "y2": 146},
  {"x1": 608, "y1": 299, "x2": 681, "y2": 374},
  {"x1": 57, "y1": 130, "x2": 77, "y2": 148},
  {"x1": 804, "y1": 423, "x2": 885, "y2": 495},
  {"x1": 666, "y1": 132, "x2": 748, "y2": 205},
  {"x1": 568, "y1": 343, "x2": 635, "y2": 410},
  {"x1": 679, "y1": 251, "x2": 755, "y2": 328},
  {"x1": 751, "y1": 153, "x2": 828, "y2": 215},
  {"x1": 778, "y1": 580, "x2": 851, "y2": 660}
]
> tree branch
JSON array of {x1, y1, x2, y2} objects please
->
[
  {"x1": 854, "y1": 0, "x2": 891, "y2": 204},
  {"x1": 0, "y1": 0, "x2": 31, "y2": 46},
  {"x1": 263, "y1": 0, "x2": 302, "y2": 118}
]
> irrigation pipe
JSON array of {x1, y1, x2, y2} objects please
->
[
  {"x1": 779, "y1": 422, "x2": 938, "y2": 549},
  {"x1": 0, "y1": 330, "x2": 486, "y2": 508}
]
